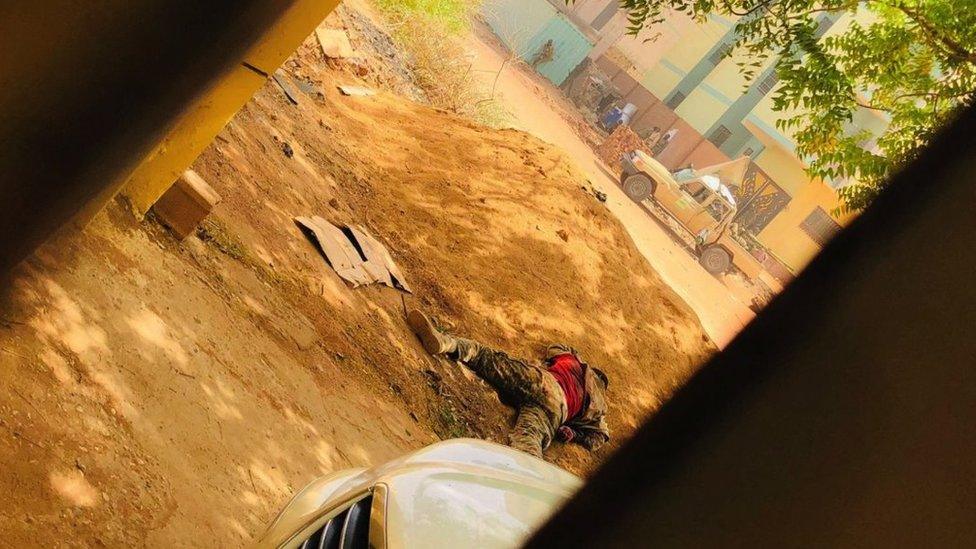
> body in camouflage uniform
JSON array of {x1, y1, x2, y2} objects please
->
[{"x1": 408, "y1": 310, "x2": 610, "y2": 459}]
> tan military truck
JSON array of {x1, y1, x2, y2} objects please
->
[{"x1": 619, "y1": 152, "x2": 765, "y2": 278}]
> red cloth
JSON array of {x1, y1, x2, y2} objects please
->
[{"x1": 548, "y1": 353, "x2": 586, "y2": 420}]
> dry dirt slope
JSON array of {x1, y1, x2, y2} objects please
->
[
  {"x1": 193, "y1": 35, "x2": 715, "y2": 469},
  {"x1": 0, "y1": 34, "x2": 712, "y2": 547}
]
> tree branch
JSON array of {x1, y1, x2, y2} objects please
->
[
  {"x1": 885, "y1": 2, "x2": 976, "y2": 64},
  {"x1": 725, "y1": 0, "x2": 774, "y2": 17},
  {"x1": 855, "y1": 98, "x2": 889, "y2": 111},
  {"x1": 855, "y1": 87, "x2": 974, "y2": 112},
  {"x1": 797, "y1": 0, "x2": 859, "y2": 18}
]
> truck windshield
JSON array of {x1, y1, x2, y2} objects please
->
[
  {"x1": 681, "y1": 178, "x2": 735, "y2": 221},
  {"x1": 683, "y1": 181, "x2": 713, "y2": 204},
  {"x1": 706, "y1": 199, "x2": 732, "y2": 222}
]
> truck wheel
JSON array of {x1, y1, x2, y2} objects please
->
[
  {"x1": 623, "y1": 173, "x2": 653, "y2": 202},
  {"x1": 699, "y1": 246, "x2": 731, "y2": 275}
]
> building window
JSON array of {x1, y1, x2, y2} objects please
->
[
  {"x1": 708, "y1": 43, "x2": 732, "y2": 65},
  {"x1": 709, "y1": 125, "x2": 733, "y2": 147},
  {"x1": 799, "y1": 207, "x2": 842, "y2": 246},
  {"x1": 755, "y1": 72, "x2": 779, "y2": 95},
  {"x1": 666, "y1": 90, "x2": 686, "y2": 110},
  {"x1": 591, "y1": 1, "x2": 619, "y2": 31}
]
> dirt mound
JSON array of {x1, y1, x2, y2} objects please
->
[{"x1": 195, "y1": 32, "x2": 713, "y2": 472}]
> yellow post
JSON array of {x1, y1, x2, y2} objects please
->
[{"x1": 116, "y1": 0, "x2": 340, "y2": 217}]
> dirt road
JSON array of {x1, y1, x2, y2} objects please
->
[
  {"x1": 461, "y1": 24, "x2": 756, "y2": 348},
  {"x1": 0, "y1": 7, "x2": 712, "y2": 545}
]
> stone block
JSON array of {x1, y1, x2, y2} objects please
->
[{"x1": 152, "y1": 170, "x2": 220, "y2": 240}]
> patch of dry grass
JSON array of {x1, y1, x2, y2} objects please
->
[
  {"x1": 375, "y1": 1, "x2": 511, "y2": 127},
  {"x1": 374, "y1": 0, "x2": 478, "y2": 32}
]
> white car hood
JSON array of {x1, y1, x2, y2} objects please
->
[
  {"x1": 374, "y1": 440, "x2": 580, "y2": 548},
  {"x1": 256, "y1": 439, "x2": 580, "y2": 549},
  {"x1": 383, "y1": 463, "x2": 575, "y2": 548}
]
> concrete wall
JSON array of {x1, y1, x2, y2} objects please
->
[
  {"x1": 567, "y1": 0, "x2": 615, "y2": 21},
  {"x1": 641, "y1": 60, "x2": 683, "y2": 99},
  {"x1": 757, "y1": 180, "x2": 854, "y2": 272},
  {"x1": 678, "y1": 139, "x2": 732, "y2": 171},
  {"x1": 615, "y1": 13, "x2": 700, "y2": 74},
  {"x1": 705, "y1": 49, "x2": 756, "y2": 98},
  {"x1": 658, "y1": 17, "x2": 728, "y2": 74},
  {"x1": 484, "y1": 0, "x2": 593, "y2": 86},
  {"x1": 545, "y1": 0, "x2": 628, "y2": 63},
  {"x1": 589, "y1": 56, "x2": 669, "y2": 136},
  {"x1": 627, "y1": 92, "x2": 680, "y2": 134},
  {"x1": 594, "y1": 54, "x2": 622, "y2": 78},
  {"x1": 752, "y1": 143, "x2": 807, "y2": 196},
  {"x1": 483, "y1": 0, "x2": 555, "y2": 55},
  {"x1": 675, "y1": 86, "x2": 731, "y2": 134}
]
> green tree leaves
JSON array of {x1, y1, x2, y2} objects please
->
[{"x1": 617, "y1": 0, "x2": 976, "y2": 211}]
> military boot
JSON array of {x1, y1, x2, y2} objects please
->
[{"x1": 407, "y1": 309, "x2": 456, "y2": 355}]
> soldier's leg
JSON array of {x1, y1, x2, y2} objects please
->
[
  {"x1": 408, "y1": 310, "x2": 457, "y2": 355},
  {"x1": 407, "y1": 309, "x2": 549, "y2": 407},
  {"x1": 510, "y1": 405, "x2": 558, "y2": 458},
  {"x1": 451, "y1": 338, "x2": 549, "y2": 407}
]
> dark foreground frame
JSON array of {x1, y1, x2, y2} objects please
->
[{"x1": 527, "y1": 106, "x2": 976, "y2": 546}]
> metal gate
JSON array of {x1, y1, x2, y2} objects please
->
[{"x1": 733, "y1": 164, "x2": 790, "y2": 235}]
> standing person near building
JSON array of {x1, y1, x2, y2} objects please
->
[
  {"x1": 407, "y1": 309, "x2": 610, "y2": 459},
  {"x1": 653, "y1": 128, "x2": 678, "y2": 156},
  {"x1": 641, "y1": 126, "x2": 663, "y2": 149},
  {"x1": 531, "y1": 39, "x2": 555, "y2": 68}
]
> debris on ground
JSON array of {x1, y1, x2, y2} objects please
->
[
  {"x1": 272, "y1": 70, "x2": 301, "y2": 105},
  {"x1": 295, "y1": 216, "x2": 411, "y2": 292},
  {"x1": 291, "y1": 76, "x2": 319, "y2": 97},
  {"x1": 316, "y1": 3, "x2": 426, "y2": 102},
  {"x1": 583, "y1": 184, "x2": 608, "y2": 203},
  {"x1": 338, "y1": 85, "x2": 377, "y2": 97},
  {"x1": 281, "y1": 142, "x2": 294, "y2": 157},
  {"x1": 556, "y1": 229, "x2": 570, "y2": 242}
]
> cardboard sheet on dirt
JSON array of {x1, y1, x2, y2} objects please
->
[{"x1": 295, "y1": 216, "x2": 411, "y2": 293}]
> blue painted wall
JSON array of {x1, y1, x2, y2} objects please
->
[{"x1": 483, "y1": 0, "x2": 593, "y2": 86}]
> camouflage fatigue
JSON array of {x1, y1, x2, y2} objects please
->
[
  {"x1": 450, "y1": 338, "x2": 610, "y2": 458},
  {"x1": 544, "y1": 345, "x2": 611, "y2": 451}
]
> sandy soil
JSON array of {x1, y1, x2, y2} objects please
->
[
  {"x1": 0, "y1": 7, "x2": 712, "y2": 546},
  {"x1": 460, "y1": 23, "x2": 756, "y2": 348}
]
